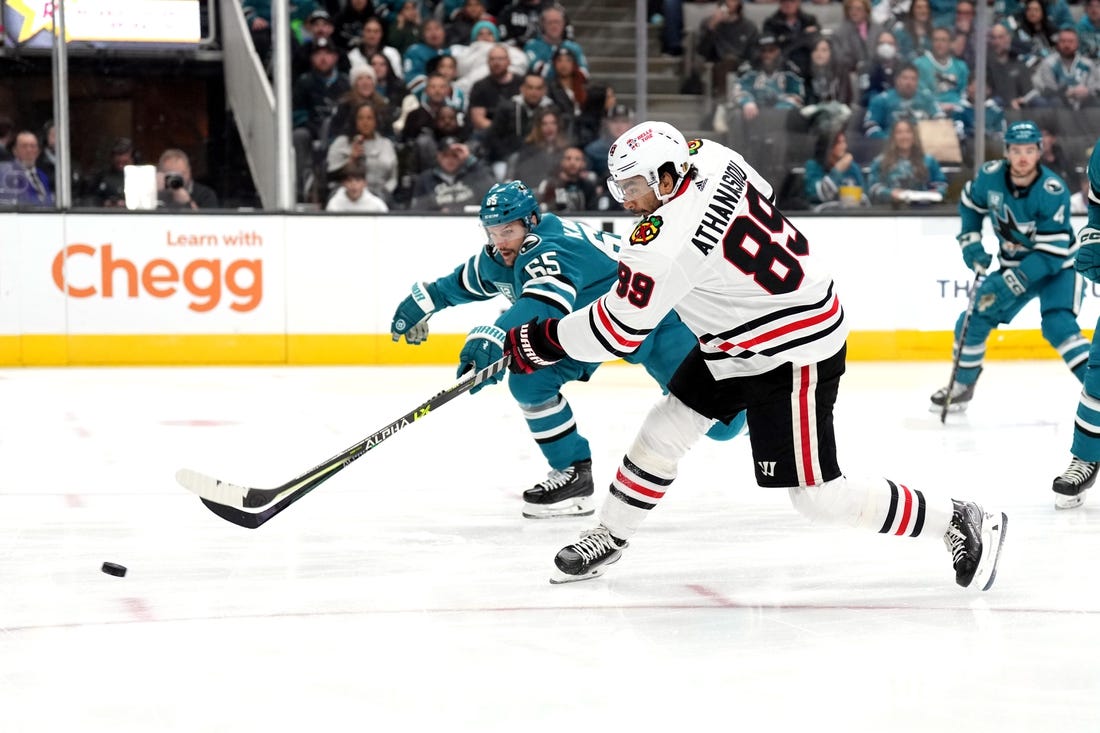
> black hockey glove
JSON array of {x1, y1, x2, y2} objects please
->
[{"x1": 504, "y1": 318, "x2": 566, "y2": 374}]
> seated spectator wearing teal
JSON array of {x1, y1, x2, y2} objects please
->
[
  {"x1": 862, "y1": 62, "x2": 943, "y2": 139},
  {"x1": 804, "y1": 127, "x2": 868, "y2": 209},
  {"x1": 913, "y1": 26, "x2": 968, "y2": 117},
  {"x1": 867, "y1": 118, "x2": 947, "y2": 206}
]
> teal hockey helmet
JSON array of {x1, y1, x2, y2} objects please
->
[
  {"x1": 479, "y1": 181, "x2": 540, "y2": 229},
  {"x1": 1004, "y1": 120, "x2": 1042, "y2": 148}
]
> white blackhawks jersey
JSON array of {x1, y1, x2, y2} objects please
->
[{"x1": 556, "y1": 138, "x2": 848, "y2": 379}]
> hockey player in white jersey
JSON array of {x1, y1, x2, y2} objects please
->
[{"x1": 501, "y1": 121, "x2": 1008, "y2": 591}]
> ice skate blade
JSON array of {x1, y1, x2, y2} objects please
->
[
  {"x1": 928, "y1": 402, "x2": 968, "y2": 414},
  {"x1": 971, "y1": 511, "x2": 1007, "y2": 592},
  {"x1": 522, "y1": 494, "x2": 595, "y2": 519},
  {"x1": 549, "y1": 552, "x2": 621, "y2": 585},
  {"x1": 1054, "y1": 490, "x2": 1087, "y2": 510}
]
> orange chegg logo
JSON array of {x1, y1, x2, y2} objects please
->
[{"x1": 51, "y1": 244, "x2": 263, "y2": 313}]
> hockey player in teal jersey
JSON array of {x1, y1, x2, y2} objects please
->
[
  {"x1": 931, "y1": 119, "x2": 1089, "y2": 412},
  {"x1": 1051, "y1": 142, "x2": 1100, "y2": 508},
  {"x1": 390, "y1": 181, "x2": 746, "y2": 518}
]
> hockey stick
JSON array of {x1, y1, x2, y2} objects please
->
[
  {"x1": 176, "y1": 356, "x2": 511, "y2": 528},
  {"x1": 940, "y1": 274, "x2": 985, "y2": 424}
]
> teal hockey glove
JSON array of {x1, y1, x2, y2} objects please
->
[
  {"x1": 958, "y1": 232, "x2": 991, "y2": 275},
  {"x1": 390, "y1": 282, "x2": 439, "y2": 345},
  {"x1": 976, "y1": 269, "x2": 1028, "y2": 316},
  {"x1": 1076, "y1": 227, "x2": 1100, "y2": 283},
  {"x1": 457, "y1": 324, "x2": 507, "y2": 394}
]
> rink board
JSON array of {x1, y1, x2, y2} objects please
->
[{"x1": 0, "y1": 212, "x2": 1094, "y2": 365}]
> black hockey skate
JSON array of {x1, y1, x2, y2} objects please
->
[
  {"x1": 943, "y1": 500, "x2": 1007, "y2": 591},
  {"x1": 522, "y1": 459, "x2": 595, "y2": 519},
  {"x1": 1052, "y1": 457, "x2": 1099, "y2": 510},
  {"x1": 929, "y1": 381, "x2": 977, "y2": 413},
  {"x1": 550, "y1": 526, "x2": 628, "y2": 584}
]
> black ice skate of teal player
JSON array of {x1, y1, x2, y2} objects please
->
[
  {"x1": 1050, "y1": 141, "x2": 1100, "y2": 508},
  {"x1": 931, "y1": 120, "x2": 1088, "y2": 413},
  {"x1": 390, "y1": 181, "x2": 746, "y2": 518}
]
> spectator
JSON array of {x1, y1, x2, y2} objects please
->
[
  {"x1": 401, "y1": 73, "x2": 469, "y2": 141},
  {"x1": 1039, "y1": 124, "x2": 1077, "y2": 186},
  {"x1": 466, "y1": 42, "x2": 526, "y2": 136},
  {"x1": 348, "y1": 18, "x2": 404, "y2": 82},
  {"x1": 36, "y1": 120, "x2": 58, "y2": 192},
  {"x1": 801, "y1": 36, "x2": 855, "y2": 134},
  {"x1": 242, "y1": 0, "x2": 275, "y2": 68},
  {"x1": 697, "y1": 0, "x2": 760, "y2": 101},
  {"x1": 87, "y1": 137, "x2": 134, "y2": 208},
  {"x1": 326, "y1": 162, "x2": 389, "y2": 212},
  {"x1": 486, "y1": 72, "x2": 558, "y2": 175},
  {"x1": 583, "y1": 102, "x2": 634, "y2": 182},
  {"x1": 0, "y1": 131, "x2": 53, "y2": 207},
  {"x1": 0, "y1": 115, "x2": 13, "y2": 162},
  {"x1": 573, "y1": 83, "x2": 617, "y2": 150},
  {"x1": 525, "y1": 5, "x2": 588, "y2": 79},
  {"x1": 1001, "y1": 0, "x2": 1074, "y2": 33},
  {"x1": 727, "y1": 34, "x2": 805, "y2": 182},
  {"x1": 332, "y1": 0, "x2": 376, "y2": 55},
  {"x1": 447, "y1": 0, "x2": 496, "y2": 46},
  {"x1": 327, "y1": 102, "x2": 399, "y2": 201},
  {"x1": 295, "y1": 9, "x2": 347, "y2": 76},
  {"x1": 987, "y1": 20, "x2": 1040, "y2": 111},
  {"x1": 369, "y1": 51, "x2": 408, "y2": 109},
  {"x1": 867, "y1": 118, "x2": 947, "y2": 205},
  {"x1": 292, "y1": 37, "x2": 351, "y2": 200},
  {"x1": 156, "y1": 148, "x2": 218, "y2": 210},
  {"x1": 334, "y1": 64, "x2": 397, "y2": 139},
  {"x1": 804, "y1": 126, "x2": 868, "y2": 209},
  {"x1": 506, "y1": 106, "x2": 570, "y2": 184},
  {"x1": 863, "y1": 62, "x2": 943, "y2": 139},
  {"x1": 913, "y1": 26, "x2": 968, "y2": 116},
  {"x1": 544, "y1": 46, "x2": 588, "y2": 133},
  {"x1": 497, "y1": 0, "x2": 557, "y2": 48},
  {"x1": 1033, "y1": 27, "x2": 1100, "y2": 111},
  {"x1": 386, "y1": 0, "x2": 422, "y2": 54},
  {"x1": 409, "y1": 138, "x2": 496, "y2": 211},
  {"x1": 950, "y1": 1, "x2": 977, "y2": 68},
  {"x1": 454, "y1": 25, "x2": 529, "y2": 96},
  {"x1": 762, "y1": 0, "x2": 821, "y2": 78},
  {"x1": 860, "y1": 30, "x2": 903, "y2": 107},
  {"x1": 403, "y1": 19, "x2": 451, "y2": 96},
  {"x1": 1079, "y1": 0, "x2": 1100, "y2": 61},
  {"x1": 955, "y1": 77, "x2": 1007, "y2": 166},
  {"x1": 404, "y1": 105, "x2": 474, "y2": 183},
  {"x1": 1008, "y1": 0, "x2": 1058, "y2": 68},
  {"x1": 832, "y1": 0, "x2": 882, "y2": 80},
  {"x1": 423, "y1": 55, "x2": 469, "y2": 111},
  {"x1": 535, "y1": 145, "x2": 599, "y2": 212},
  {"x1": 892, "y1": 0, "x2": 933, "y2": 62}
]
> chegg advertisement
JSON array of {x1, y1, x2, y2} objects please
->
[{"x1": 26, "y1": 215, "x2": 285, "y2": 334}]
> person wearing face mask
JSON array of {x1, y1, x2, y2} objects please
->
[{"x1": 860, "y1": 30, "x2": 902, "y2": 108}]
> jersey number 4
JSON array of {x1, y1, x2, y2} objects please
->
[{"x1": 724, "y1": 185, "x2": 808, "y2": 294}]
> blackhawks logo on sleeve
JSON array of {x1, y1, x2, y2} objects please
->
[
  {"x1": 687, "y1": 139, "x2": 702, "y2": 155},
  {"x1": 630, "y1": 215, "x2": 663, "y2": 245}
]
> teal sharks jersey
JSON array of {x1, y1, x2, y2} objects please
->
[
  {"x1": 959, "y1": 158, "x2": 1075, "y2": 270},
  {"x1": 430, "y1": 212, "x2": 623, "y2": 330},
  {"x1": 1088, "y1": 142, "x2": 1100, "y2": 229}
]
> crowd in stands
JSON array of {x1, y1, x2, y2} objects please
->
[
  {"x1": 278, "y1": 0, "x2": 631, "y2": 212},
  {"x1": 3, "y1": 0, "x2": 1099, "y2": 214},
  {"x1": 701, "y1": 0, "x2": 1100, "y2": 210}
]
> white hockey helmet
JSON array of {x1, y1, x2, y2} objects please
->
[{"x1": 606, "y1": 121, "x2": 691, "y2": 204}]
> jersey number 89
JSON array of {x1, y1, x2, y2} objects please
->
[{"x1": 724, "y1": 186, "x2": 809, "y2": 294}]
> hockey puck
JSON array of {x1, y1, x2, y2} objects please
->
[{"x1": 101, "y1": 562, "x2": 127, "y2": 577}]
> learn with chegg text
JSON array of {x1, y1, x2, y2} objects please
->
[{"x1": 51, "y1": 243, "x2": 263, "y2": 313}]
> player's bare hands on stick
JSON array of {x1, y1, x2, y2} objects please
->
[{"x1": 505, "y1": 318, "x2": 566, "y2": 373}]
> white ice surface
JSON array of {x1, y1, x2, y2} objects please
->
[{"x1": 1, "y1": 361, "x2": 1097, "y2": 732}]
